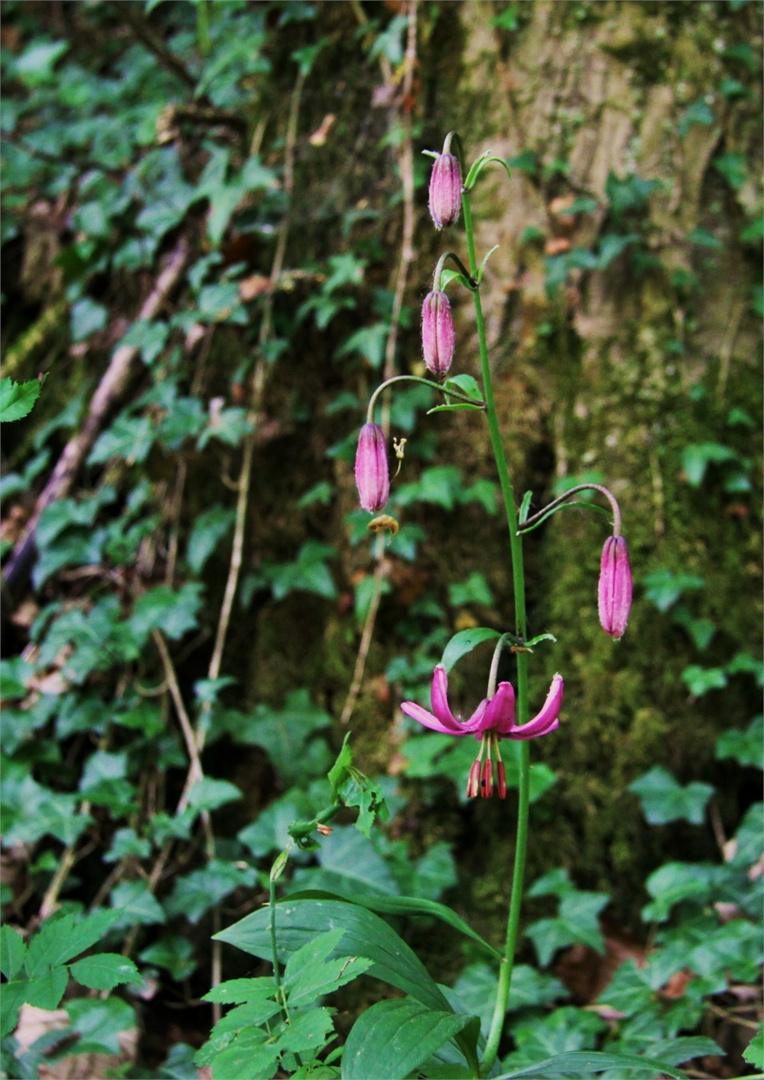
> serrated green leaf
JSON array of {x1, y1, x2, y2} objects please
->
[
  {"x1": 69, "y1": 953, "x2": 141, "y2": 990},
  {"x1": 284, "y1": 929, "x2": 374, "y2": 1006},
  {"x1": 0, "y1": 979, "x2": 26, "y2": 1037},
  {"x1": 25, "y1": 910, "x2": 120, "y2": 976},
  {"x1": 0, "y1": 924, "x2": 26, "y2": 979},
  {"x1": 743, "y1": 1022, "x2": 763, "y2": 1069},
  {"x1": 202, "y1": 976, "x2": 276, "y2": 1005},
  {"x1": 24, "y1": 965, "x2": 69, "y2": 1009},
  {"x1": 0, "y1": 377, "x2": 43, "y2": 422}
]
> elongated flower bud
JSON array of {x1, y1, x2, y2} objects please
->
[
  {"x1": 428, "y1": 153, "x2": 462, "y2": 229},
  {"x1": 355, "y1": 423, "x2": 389, "y2": 512},
  {"x1": 598, "y1": 536, "x2": 632, "y2": 639},
  {"x1": 421, "y1": 290, "x2": 455, "y2": 377}
]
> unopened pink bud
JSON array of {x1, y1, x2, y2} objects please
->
[
  {"x1": 355, "y1": 423, "x2": 389, "y2": 513},
  {"x1": 598, "y1": 536, "x2": 632, "y2": 639},
  {"x1": 429, "y1": 153, "x2": 462, "y2": 229},
  {"x1": 421, "y1": 291, "x2": 455, "y2": 377}
]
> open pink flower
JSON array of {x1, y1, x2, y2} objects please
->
[{"x1": 402, "y1": 666, "x2": 563, "y2": 798}]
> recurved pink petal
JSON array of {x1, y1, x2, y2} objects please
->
[
  {"x1": 505, "y1": 673, "x2": 563, "y2": 740},
  {"x1": 430, "y1": 665, "x2": 458, "y2": 726},
  {"x1": 400, "y1": 700, "x2": 462, "y2": 734},
  {"x1": 480, "y1": 681, "x2": 516, "y2": 734}
]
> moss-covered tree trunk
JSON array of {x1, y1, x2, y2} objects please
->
[{"x1": 419, "y1": 0, "x2": 762, "y2": 907}]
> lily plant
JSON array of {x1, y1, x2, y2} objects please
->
[{"x1": 352, "y1": 131, "x2": 633, "y2": 1074}]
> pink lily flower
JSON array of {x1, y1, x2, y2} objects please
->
[{"x1": 402, "y1": 666, "x2": 563, "y2": 798}]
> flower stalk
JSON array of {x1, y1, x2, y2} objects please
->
[{"x1": 461, "y1": 178, "x2": 543, "y2": 1075}]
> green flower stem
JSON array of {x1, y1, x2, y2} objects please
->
[
  {"x1": 462, "y1": 188, "x2": 530, "y2": 1076},
  {"x1": 519, "y1": 482, "x2": 623, "y2": 535},
  {"x1": 366, "y1": 374, "x2": 484, "y2": 424}
]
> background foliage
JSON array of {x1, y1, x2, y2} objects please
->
[{"x1": 1, "y1": 1, "x2": 761, "y2": 1077}]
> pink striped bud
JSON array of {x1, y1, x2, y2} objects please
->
[
  {"x1": 428, "y1": 153, "x2": 462, "y2": 229},
  {"x1": 421, "y1": 290, "x2": 455, "y2": 377},
  {"x1": 598, "y1": 536, "x2": 632, "y2": 639},
  {"x1": 355, "y1": 423, "x2": 389, "y2": 513}
]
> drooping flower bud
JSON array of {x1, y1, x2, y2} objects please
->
[
  {"x1": 428, "y1": 153, "x2": 462, "y2": 229},
  {"x1": 598, "y1": 536, "x2": 632, "y2": 639},
  {"x1": 355, "y1": 423, "x2": 389, "y2": 513},
  {"x1": 421, "y1": 290, "x2": 455, "y2": 377}
]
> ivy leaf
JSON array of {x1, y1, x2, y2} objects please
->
[
  {"x1": 628, "y1": 766, "x2": 714, "y2": 825},
  {"x1": 138, "y1": 935, "x2": 197, "y2": 982},
  {"x1": 128, "y1": 582, "x2": 204, "y2": 641},
  {"x1": 186, "y1": 777, "x2": 243, "y2": 812},
  {"x1": 715, "y1": 715, "x2": 764, "y2": 769},
  {"x1": 88, "y1": 414, "x2": 155, "y2": 465},
  {"x1": 71, "y1": 298, "x2": 108, "y2": 342},
  {"x1": 643, "y1": 569, "x2": 704, "y2": 613},
  {"x1": 681, "y1": 664, "x2": 728, "y2": 696},
  {"x1": 0, "y1": 376, "x2": 44, "y2": 422},
  {"x1": 65, "y1": 996, "x2": 136, "y2": 1056},
  {"x1": 164, "y1": 860, "x2": 257, "y2": 924},
  {"x1": 110, "y1": 880, "x2": 166, "y2": 929},
  {"x1": 681, "y1": 442, "x2": 739, "y2": 486}
]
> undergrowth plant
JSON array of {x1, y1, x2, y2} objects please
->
[
  {"x1": 192, "y1": 137, "x2": 762, "y2": 1079},
  {"x1": 1, "y1": 4, "x2": 761, "y2": 1080}
]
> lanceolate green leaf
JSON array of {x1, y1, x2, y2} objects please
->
[
  {"x1": 216, "y1": 899, "x2": 449, "y2": 1012},
  {"x1": 286, "y1": 889, "x2": 502, "y2": 960},
  {"x1": 441, "y1": 628, "x2": 501, "y2": 673},
  {"x1": 494, "y1": 1049, "x2": 691, "y2": 1079},
  {"x1": 341, "y1": 998, "x2": 480, "y2": 1080}
]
